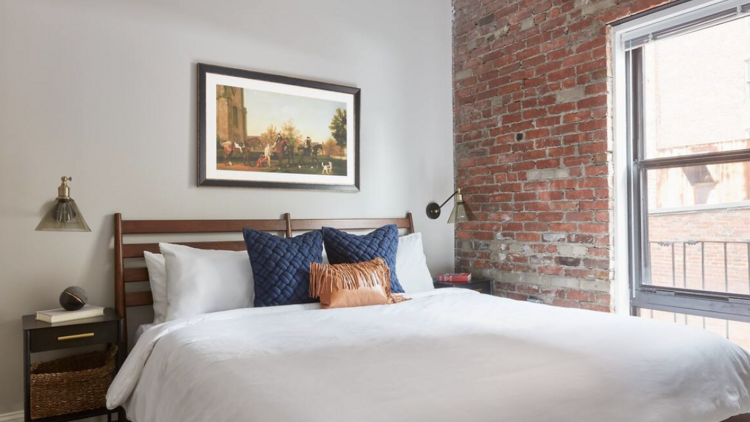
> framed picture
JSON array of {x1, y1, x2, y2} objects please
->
[{"x1": 198, "y1": 63, "x2": 360, "y2": 191}]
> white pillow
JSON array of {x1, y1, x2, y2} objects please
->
[
  {"x1": 160, "y1": 243, "x2": 254, "y2": 321},
  {"x1": 143, "y1": 251, "x2": 167, "y2": 324},
  {"x1": 396, "y1": 233, "x2": 434, "y2": 293}
]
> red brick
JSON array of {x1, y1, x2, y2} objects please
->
[
  {"x1": 551, "y1": 180, "x2": 576, "y2": 190},
  {"x1": 566, "y1": 190, "x2": 594, "y2": 200},
  {"x1": 578, "y1": 178, "x2": 607, "y2": 188},
  {"x1": 524, "y1": 181, "x2": 550, "y2": 191},
  {"x1": 567, "y1": 212, "x2": 593, "y2": 221},
  {"x1": 536, "y1": 158, "x2": 560, "y2": 169},
  {"x1": 522, "y1": 221, "x2": 547, "y2": 231},
  {"x1": 566, "y1": 290, "x2": 593, "y2": 302},
  {"x1": 538, "y1": 265, "x2": 564, "y2": 275},
  {"x1": 585, "y1": 165, "x2": 608, "y2": 176},
  {"x1": 517, "y1": 232, "x2": 541, "y2": 242},
  {"x1": 550, "y1": 223, "x2": 576, "y2": 231},
  {"x1": 579, "y1": 223, "x2": 608, "y2": 233},
  {"x1": 538, "y1": 212, "x2": 564, "y2": 222},
  {"x1": 525, "y1": 201, "x2": 550, "y2": 211},
  {"x1": 514, "y1": 192, "x2": 538, "y2": 202},
  {"x1": 539, "y1": 191, "x2": 564, "y2": 201}
]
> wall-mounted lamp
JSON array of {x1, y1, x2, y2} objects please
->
[
  {"x1": 426, "y1": 188, "x2": 475, "y2": 223},
  {"x1": 35, "y1": 177, "x2": 90, "y2": 232}
]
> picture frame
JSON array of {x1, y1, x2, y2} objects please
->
[{"x1": 198, "y1": 63, "x2": 360, "y2": 191}]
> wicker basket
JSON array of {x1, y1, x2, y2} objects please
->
[{"x1": 30, "y1": 346, "x2": 117, "y2": 420}]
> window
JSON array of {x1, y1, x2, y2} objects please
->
[
  {"x1": 613, "y1": 0, "x2": 750, "y2": 335},
  {"x1": 232, "y1": 106, "x2": 238, "y2": 128}
]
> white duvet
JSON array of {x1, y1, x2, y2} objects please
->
[{"x1": 108, "y1": 289, "x2": 750, "y2": 422}]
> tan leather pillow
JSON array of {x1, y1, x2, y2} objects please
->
[{"x1": 309, "y1": 258, "x2": 406, "y2": 309}]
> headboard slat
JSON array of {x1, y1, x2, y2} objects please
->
[
  {"x1": 290, "y1": 218, "x2": 413, "y2": 232},
  {"x1": 125, "y1": 291, "x2": 153, "y2": 308},
  {"x1": 124, "y1": 267, "x2": 149, "y2": 283},
  {"x1": 122, "y1": 219, "x2": 287, "y2": 234}
]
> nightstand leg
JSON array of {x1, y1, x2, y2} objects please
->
[{"x1": 23, "y1": 331, "x2": 30, "y2": 422}]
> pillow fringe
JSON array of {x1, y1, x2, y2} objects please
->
[{"x1": 310, "y1": 258, "x2": 392, "y2": 298}]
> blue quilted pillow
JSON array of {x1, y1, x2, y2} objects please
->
[
  {"x1": 322, "y1": 225, "x2": 403, "y2": 293},
  {"x1": 243, "y1": 229, "x2": 323, "y2": 307}
]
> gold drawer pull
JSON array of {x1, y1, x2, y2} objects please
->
[{"x1": 58, "y1": 333, "x2": 94, "y2": 341}]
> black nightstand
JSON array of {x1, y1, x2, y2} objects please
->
[
  {"x1": 22, "y1": 308, "x2": 124, "y2": 422},
  {"x1": 433, "y1": 278, "x2": 493, "y2": 295}
]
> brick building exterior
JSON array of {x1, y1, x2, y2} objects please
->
[{"x1": 452, "y1": 0, "x2": 685, "y2": 312}]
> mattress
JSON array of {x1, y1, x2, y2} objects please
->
[{"x1": 108, "y1": 289, "x2": 750, "y2": 422}]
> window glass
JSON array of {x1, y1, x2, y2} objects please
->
[
  {"x1": 645, "y1": 163, "x2": 750, "y2": 294},
  {"x1": 642, "y1": 18, "x2": 750, "y2": 158},
  {"x1": 646, "y1": 163, "x2": 750, "y2": 211}
]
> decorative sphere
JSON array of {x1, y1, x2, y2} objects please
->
[{"x1": 60, "y1": 286, "x2": 88, "y2": 311}]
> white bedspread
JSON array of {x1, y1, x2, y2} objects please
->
[{"x1": 107, "y1": 289, "x2": 750, "y2": 422}]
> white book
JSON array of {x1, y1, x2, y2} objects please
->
[{"x1": 36, "y1": 305, "x2": 105, "y2": 323}]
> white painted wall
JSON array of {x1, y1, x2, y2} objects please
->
[{"x1": 0, "y1": 0, "x2": 454, "y2": 414}]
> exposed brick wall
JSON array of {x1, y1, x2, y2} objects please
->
[{"x1": 452, "y1": 0, "x2": 681, "y2": 311}]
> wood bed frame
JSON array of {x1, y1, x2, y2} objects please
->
[
  {"x1": 113, "y1": 212, "x2": 415, "y2": 351},
  {"x1": 112, "y1": 212, "x2": 750, "y2": 422}
]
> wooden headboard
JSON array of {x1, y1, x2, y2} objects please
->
[{"x1": 114, "y1": 212, "x2": 415, "y2": 349}]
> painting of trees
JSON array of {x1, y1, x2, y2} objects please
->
[
  {"x1": 323, "y1": 138, "x2": 344, "y2": 158},
  {"x1": 281, "y1": 119, "x2": 302, "y2": 147},
  {"x1": 259, "y1": 124, "x2": 278, "y2": 147},
  {"x1": 329, "y1": 108, "x2": 347, "y2": 149}
]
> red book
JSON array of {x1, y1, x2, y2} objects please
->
[{"x1": 436, "y1": 273, "x2": 472, "y2": 283}]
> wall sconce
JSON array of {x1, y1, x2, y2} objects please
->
[
  {"x1": 426, "y1": 188, "x2": 475, "y2": 223},
  {"x1": 35, "y1": 177, "x2": 91, "y2": 232}
]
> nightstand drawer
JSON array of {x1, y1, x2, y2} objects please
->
[
  {"x1": 29, "y1": 321, "x2": 118, "y2": 353},
  {"x1": 464, "y1": 282, "x2": 491, "y2": 294}
]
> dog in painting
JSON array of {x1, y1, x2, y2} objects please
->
[{"x1": 322, "y1": 162, "x2": 333, "y2": 175}]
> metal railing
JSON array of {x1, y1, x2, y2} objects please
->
[
  {"x1": 649, "y1": 240, "x2": 750, "y2": 293},
  {"x1": 643, "y1": 240, "x2": 750, "y2": 349}
]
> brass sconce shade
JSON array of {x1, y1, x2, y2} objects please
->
[
  {"x1": 35, "y1": 177, "x2": 91, "y2": 232},
  {"x1": 426, "y1": 188, "x2": 475, "y2": 224}
]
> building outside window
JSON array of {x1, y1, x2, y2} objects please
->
[{"x1": 614, "y1": 0, "x2": 750, "y2": 349}]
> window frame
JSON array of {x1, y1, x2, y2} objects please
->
[{"x1": 613, "y1": 0, "x2": 750, "y2": 323}]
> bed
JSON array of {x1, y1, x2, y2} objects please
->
[{"x1": 107, "y1": 213, "x2": 750, "y2": 422}]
